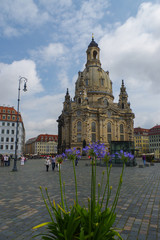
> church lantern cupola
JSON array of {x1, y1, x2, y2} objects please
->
[{"x1": 86, "y1": 34, "x2": 101, "y2": 68}]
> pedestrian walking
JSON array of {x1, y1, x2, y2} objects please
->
[
  {"x1": 45, "y1": 157, "x2": 50, "y2": 172},
  {"x1": 51, "y1": 156, "x2": 56, "y2": 171},
  {"x1": 8, "y1": 155, "x2": 11, "y2": 166},
  {"x1": 142, "y1": 154, "x2": 146, "y2": 166},
  {"x1": 4, "y1": 155, "x2": 8, "y2": 166},
  {"x1": 21, "y1": 156, "x2": 25, "y2": 166},
  {"x1": 0, "y1": 155, "x2": 4, "y2": 167}
]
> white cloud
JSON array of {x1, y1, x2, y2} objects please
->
[
  {"x1": 26, "y1": 118, "x2": 58, "y2": 138},
  {"x1": 0, "y1": 0, "x2": 50, "y2": 37},
  {"x1": 57, "y1": 71, "x2": 70, "y2": 90},
  {"x1": 0, "y1": 60, "x2": 43, "y2": 105},
  {"x1": 30, "y1": 43, "x2": 68, "y2": 64},
  {"x1": 0, "y1": 0, "x2": 108, "y2": 39},
  {"x1": 39, "y1": 0, "x2": 72, "y2": 11},
  {"x1": 99, "y1": 2, "x2": 160, "y2": 129},
  {"x1": 61, "y1": 0, "x2": 109, "y2": 37}
]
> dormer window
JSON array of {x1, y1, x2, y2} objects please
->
[{"x1": 101, "y1": 78, "x2": 104, "y2": 86}]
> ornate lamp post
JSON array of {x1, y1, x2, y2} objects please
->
[{"x1": 12, "y1": 77, "x2": 27, "y2": 172}]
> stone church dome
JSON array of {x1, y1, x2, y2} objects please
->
[
  {"x1": 57, "y1": 37, "x2": 135, "y2": 154},
  {"x1": 75, "y1": 36, "x2": 114, "y2": 104}
]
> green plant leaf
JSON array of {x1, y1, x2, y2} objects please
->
[{"x1": 32, "y1": 222, "x2": 51, "y2": 229}]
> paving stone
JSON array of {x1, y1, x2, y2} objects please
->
[{"x1": 138, "y1": 233, "x2": 147, "y2": 240}]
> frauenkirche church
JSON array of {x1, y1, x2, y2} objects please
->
[{"x1": 57, "y1": 37, "x2": 135, "y2": 153}]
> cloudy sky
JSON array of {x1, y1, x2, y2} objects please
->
[{"x1": 0, "y1": 0, "x2": 160, "y2": 141}]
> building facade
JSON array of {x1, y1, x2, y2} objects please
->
[
  {"x1": 134, "y1": 127, "x2": 149, "y2": 156},
  {"x1": 149, "y1": 125, "x2": 160, "y2": 159},
  {"x1": 0, "y1": 106, "x2": 25, "y2": 157},
  {"x1": 25, "y1": 134, "x2": 58, "y2": 156},
  {"x1": 57, "y1": 37, "x2": 135, "y2": 153}
]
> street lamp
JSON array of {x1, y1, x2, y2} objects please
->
[{"x1": 12, "y1": 76, "x2": 28, "y2": 172}]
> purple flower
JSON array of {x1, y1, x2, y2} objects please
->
[
  {"x1": 65, "y1": 148, "x2": 81, "y2": 161},
  {"x1": 83, "y1": 143, "x2": 108, "y2": 159},
  {"x1": 55, "y1": 154, "x2": 66, "y2": 163},
  {"x1": 116, "y1": 151, "x2": 134, "y2": 162}
]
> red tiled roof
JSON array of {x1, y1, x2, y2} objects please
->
[
  {"x1": 149, "y1": 125, "x2": 160, "y2": 135},
  {"x1": 0, "y1": 106, "x2": 22, "y2": 123},
  {"x1": 36, "y1": 134, "x2": 58, "y2": 142},
  {"x1": 134, "y1": 127, "x2": 149, "y2": 135}
]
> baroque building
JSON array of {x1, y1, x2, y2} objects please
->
[
  {"x1": 0, "y1": 106, "x2": 25, "y2": 157},
  {"x1": 134, "y1": 127, "x2": 149, "y2": 156},
  {"x1": 25, "y1": 134, "x2": 58, "y2": 156},
  {"x1": 57, "y1": 37, "x2": 135, "y2": 153},
  {"x1": 149, "y1": 125, "x2": 160, "y2": 159}
]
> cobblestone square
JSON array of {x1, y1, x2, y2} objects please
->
[{"x1": 0, "y1": 158, "x2": 160, "y2": 240}]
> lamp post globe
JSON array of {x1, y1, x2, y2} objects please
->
[{"x1": 12, "y1": 77, "x2": 28, "y2": 172}]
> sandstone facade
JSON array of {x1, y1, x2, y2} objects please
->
[{"x1": 57, "y1": 37, "x2": 135, "y2": 153}]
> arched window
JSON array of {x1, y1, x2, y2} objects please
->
[
  {"x1": 91, "y1": 122, "x2": 96, "y2": 142},
  {"x1": 77, "y1": 121, "x2": 81, "y2": 142},
  {"x1": 120, "y1": 124, "x2": 124, "y2": 133},
  {"x1": 77, "y1": 121, "x2": 81, "y2": 132},
  {"x1": 122, "y1": 103, "x2": 124, "y2": 109},
  {"x1": 78, "y1": 98, "x2": 81, "y2": 104},
  {"x1": 108, "y1": 134, "x2": 111, "y2": 143},
  {"x1": 107, "y1": 122, "x2": 111, "y2": 133},
  {"x1": 93, "y1": 50, "x2": 97, "y2": 59},
  {"x1": 92, "y1": 122, "x2": 96, "y2": 132},
  {"x1": 120, "y1": 124, "x2": 124, "y2": 141},
  {"x1": 107, "y1": 122, "x2": 112, "y2": 143}
]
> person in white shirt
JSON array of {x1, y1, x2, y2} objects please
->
[
  {"x1": 45, "y1": 157, "x2": 50, "y2": 172},
  {"x1": 21, "y1": 156, "x2": 25, "y2": 166},
  {"x1": 4, "y1": 155, "x2": 8, "y2": 166}
]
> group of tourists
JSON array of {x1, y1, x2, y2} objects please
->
[
  {"x1": 44, "y1": 156, "x2": 59, "y2": 172},
  {"x1": 0, "y1": 154, "x2": 26, "y2": 167},
  {"x1": 0, "y1": 154, "x2": 11, "y2": 167},
  {"x1": 44, "y1": 155, "x2": 79, "y2": 172}
]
